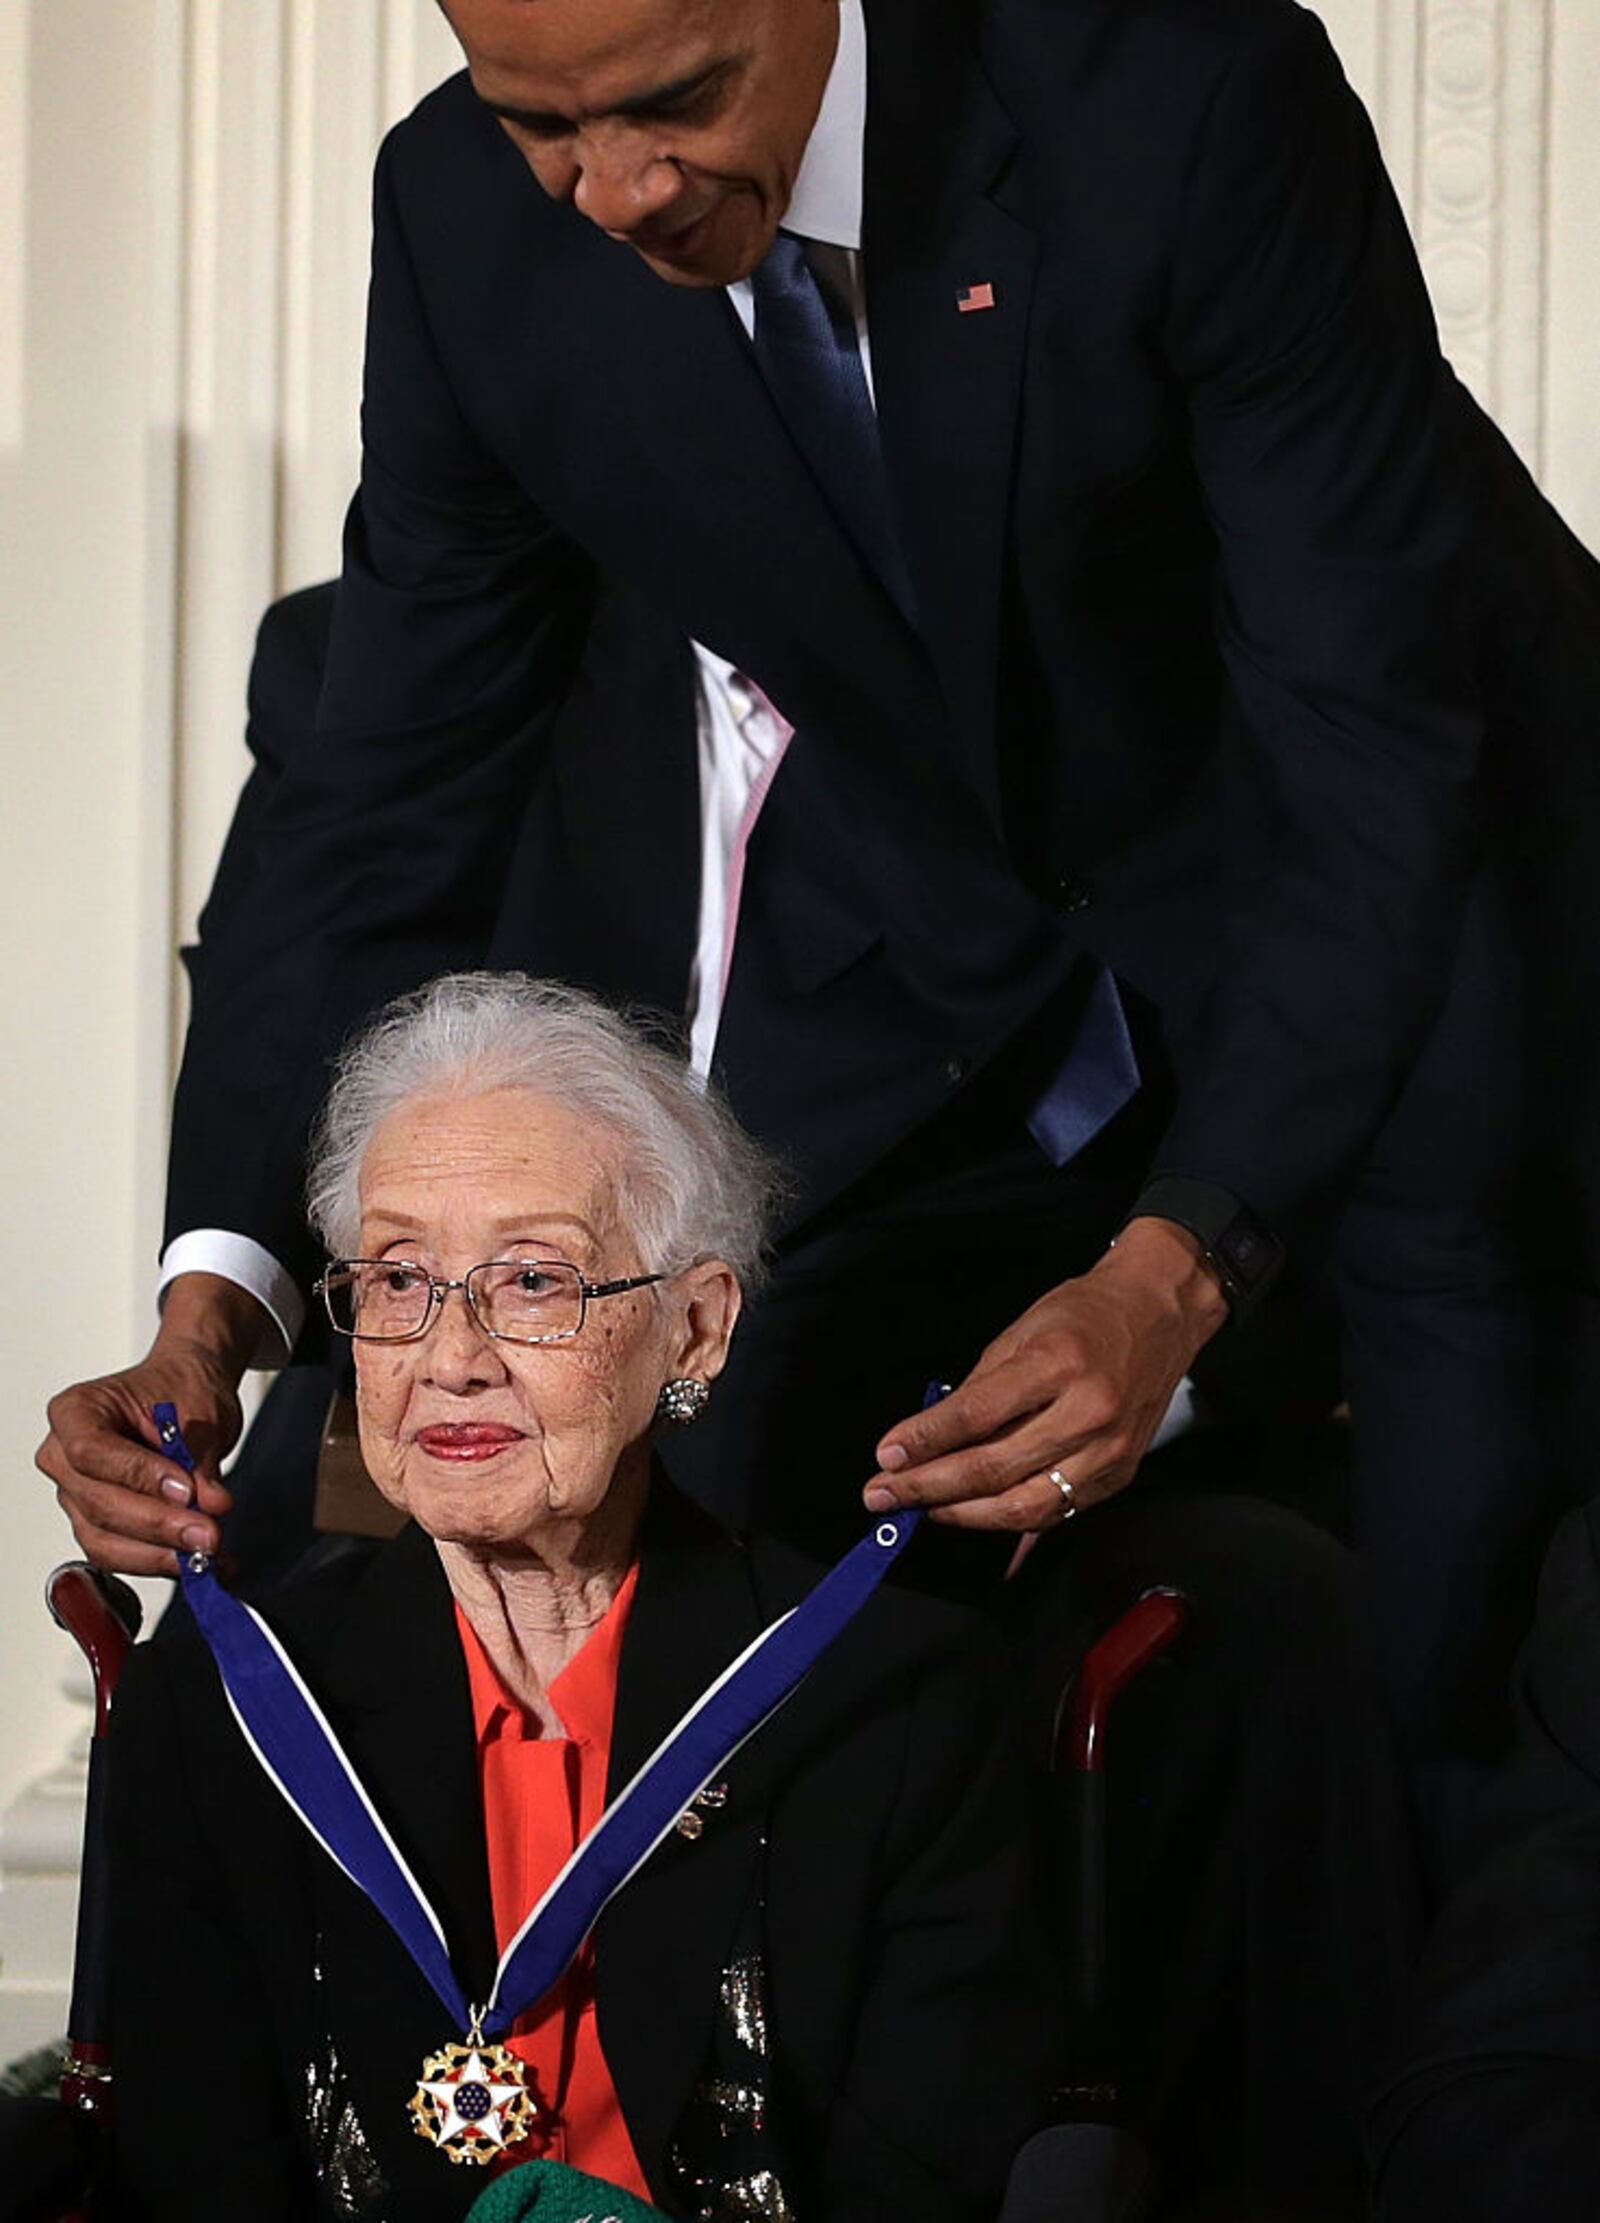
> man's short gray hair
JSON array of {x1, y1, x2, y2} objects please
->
[{"x1": 306, "y1": 973, "x2": 781, "y2": 1283}]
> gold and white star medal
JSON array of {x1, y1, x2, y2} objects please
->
[{"x1": 408, "y1": 2018, "x2": 539, "y2": 2167}]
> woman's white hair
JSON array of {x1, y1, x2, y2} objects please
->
[{"x1": 306, "y1": 973, "x2": 781, "y2": 1283}]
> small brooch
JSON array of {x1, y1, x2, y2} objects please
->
[{"x1": 674, "y1": 1780, "x2": 730, "y2": 1841}]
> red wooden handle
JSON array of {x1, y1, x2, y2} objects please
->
[
  {"x1": 1060, "y1": 1588, "x2": 1190, "y2": 1774},
  {"x1": 46, "y1": 1564, "x2": 140, "y2": 1738}
]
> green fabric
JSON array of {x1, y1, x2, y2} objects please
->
[{"x1": 463, "y1": 2159, "x2": 669, "y2": 2222}]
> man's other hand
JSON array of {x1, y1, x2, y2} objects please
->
[
  {"x1": 35, "y1": 1274, "x2": 264, "y2": 1575},
  {"x1": 863, "y1": 1218, "x2": 1230, "y2": 1532}
]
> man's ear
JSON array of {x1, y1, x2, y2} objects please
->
[{"x1": 667, "y1": 1258, "x2": 743, "y2": 1385}]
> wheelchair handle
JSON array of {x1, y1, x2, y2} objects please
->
[
  {"x1": 1059, "y1": 1587, "x2": 1189, "y2": 1775},
  {"x1": 46, "y1": 1565, "x2": 143, "y2": 1739},
  {"x1": 1055, "y1": 1587, "x2": 1191, "y2": 2047},
  {"x1": 45, "y1": 1562, "x2": 143, "y2": 2133}
]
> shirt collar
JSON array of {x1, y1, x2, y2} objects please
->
[
  {"x1": 783, "y1": 0, "x2": 866, "y2": 251},
  {"x1": 456, "y1": 1560, "x2": 640, "y2": 1750}
]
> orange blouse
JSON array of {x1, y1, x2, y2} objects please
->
[{"x1": 454, "y1": 1566, "x2": 652, "y2": 2200}]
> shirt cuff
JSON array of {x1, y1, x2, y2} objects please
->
[
  {"x1": 1151, "y1": 1377, "x2": 1203, "y2": 1452},
  {"x1": 157, "y1": 1231, "x2": 304, "y2": 1367}
]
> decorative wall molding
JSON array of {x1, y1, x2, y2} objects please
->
[
  {"x1": 1413, "y1": 0, "x2": 1554, "y2": 476},
  {"x1": 1541, "y1": 3, "x2": 1600, "y2": 547},
  {"x1": 172, "y1": 3, "x2": 288, "y2": 956},
  {"x1": 171, "y1": 0, "x2": 461, "y2": 950},
  {"x1": 1372, "y1": 2, "x2": 1424, "y2": 217}
]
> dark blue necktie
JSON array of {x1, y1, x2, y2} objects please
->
[
  {"x1": 749, "y1": 233, "x2": 918, "y2": 623},
  {"x1": 1026, "y1": 965, "x2": 1141, "y2": 1167}
]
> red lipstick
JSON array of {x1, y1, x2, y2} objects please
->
[{"x1": 414, "y1": 1424, "x2": 523, "y2": 1463}]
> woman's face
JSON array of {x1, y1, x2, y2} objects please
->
[{"x1": 351, "y1": 1085, "x2": 737, "y2": 1551}]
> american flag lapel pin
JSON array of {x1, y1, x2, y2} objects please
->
[{"x1": 957, "y1": 280, "x2": 997, "y2": 314}]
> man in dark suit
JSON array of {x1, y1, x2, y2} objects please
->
[{"x1": 37, "y1": 0, "x2": 1597, "y2": 1838}]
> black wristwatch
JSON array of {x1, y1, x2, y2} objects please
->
[{"x1": 1122, "y1": 1176, "x2": 1284, "y2": 1321}]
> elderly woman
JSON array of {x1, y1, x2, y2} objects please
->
[{"x1": 107, "y1": 973, "x2": 1053, "y2": 2223}]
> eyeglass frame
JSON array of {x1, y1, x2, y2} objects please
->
[{"x1": 312, "y1": 1256, "x2": 670, "y2": 1346}]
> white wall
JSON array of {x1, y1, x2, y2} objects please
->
[
  {"x1": 0, "y1": 6, "x2": 459, "y2": 2043},
  {"x1": 1, "y1": 0, "x2": 180, "y2": 1822},
  {"x1": 0, "y1": 0, "x2": 1596, "y2": 2017}
]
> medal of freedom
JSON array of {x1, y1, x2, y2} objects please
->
[{"x1": 408, "y1": 2025, "x2": 538, "y2": 2166}]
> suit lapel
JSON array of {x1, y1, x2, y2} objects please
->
[
  {"x1": 864, "y1": 0, "x2": 1037, "y2": 819},
  {"x1": 595, "y1": 1488, "x2": 767, "y2": 2193}
]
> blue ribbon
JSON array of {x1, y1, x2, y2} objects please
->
[{"x1": 154, "y1": 1401, "x2": 924, "y2": 2040}]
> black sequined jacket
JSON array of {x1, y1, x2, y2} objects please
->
[{"x1": 106, "y1": 1484, "x2": 1055, "y2": 2222}]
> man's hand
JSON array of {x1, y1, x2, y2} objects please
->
[
  {"x1": 35, "y1": 1275, "x2": 265, "y2": 1575},
  {"x1": 863, "y1": 1218, "x2": 1230, "y2": 1532}
]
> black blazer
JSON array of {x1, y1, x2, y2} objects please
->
[
  {"x1": 1369, "y1": 1501, "x2": 1600, "y2": 2221},
  {"x1": 166, "y1": 0, "x2": 1600, "y2": 1287},
  {"x1": 107, "y1": 1490, "x2": 1056, "y2": 2222}
]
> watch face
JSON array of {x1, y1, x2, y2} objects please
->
[{"x1": 1220, "y1": 1222, "x2": 1272, "y2": 1279}]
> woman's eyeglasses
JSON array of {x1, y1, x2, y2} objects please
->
[{"x1": 313, "y1": 1258, "x2": 666, "y2": 1345}]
